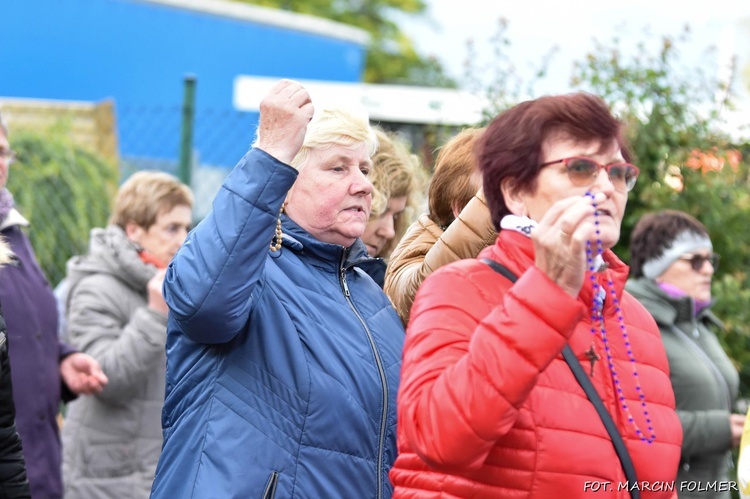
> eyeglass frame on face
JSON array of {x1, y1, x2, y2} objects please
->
[
  {"x1": 0, "y1": 149, "x2": 16, "y2": 164},
  {"x1": 678, "y1": 252, "x2": 720, "y2": 273},
  {"x1": 539, "y1": 156, "x2": 640, "y2": 192}
]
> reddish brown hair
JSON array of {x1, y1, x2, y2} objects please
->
[
  {"x1": 477, "y1": 93, "x2": 631, "y2": 230},
  {"x1": 428, "y1": 127, "x2": 484, "y2": 228}
]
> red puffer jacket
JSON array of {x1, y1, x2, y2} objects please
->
[{"x1": 390, "y1": 230, "x2": 682, "y2": 498}]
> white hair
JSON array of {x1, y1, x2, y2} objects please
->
[{"x1": 253, "y1": 105, "x2": 377, "y2": 169}]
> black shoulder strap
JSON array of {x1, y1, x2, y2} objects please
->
[{"x1": 480, "y1": 258, "x2": 640, "y2": 498}]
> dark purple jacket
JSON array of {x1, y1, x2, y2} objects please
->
[{"x1": 0, "y1": 213, "x2": 75, "y2": 499}]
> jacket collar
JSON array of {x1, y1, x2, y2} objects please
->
[
  {"x1": 417, "y1": 213, "x2": 444, "y2": 239},
  {"x1": 66, "y1": 225, "x2": 157, "y2": 293},
  {"x1": 278, "y1": 214, "x2": 373, "y2": 271},
  {"x1": 0, "y1": 209, "x2": 29, "y2": 231},
  {"x1": 486, "y1": 229, "x2": 630, "y2": 304},
  {"x1": 625, "y1": 277, "x2": 722, "y2": 328}
]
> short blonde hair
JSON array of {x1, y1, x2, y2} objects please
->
[
  {"x1": 291, "y1": 106, "x2": 378, "y2": 170},
  {"x1": 109, "y1": 171, "x2": 194, "y2": 230},
  {"x1": 370, "y1": 127, "x2": 425, "y2": 258}
]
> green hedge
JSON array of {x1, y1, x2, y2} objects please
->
[{"x1": 7, "y1": 127, "x2": 118, "y2": 287}]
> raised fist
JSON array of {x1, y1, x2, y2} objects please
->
[{"x1": 256, "y1": 79, "x2": 314, "y2": 166}]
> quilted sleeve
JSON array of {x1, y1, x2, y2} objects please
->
[
  {"x1": 385, "y1": 193, "x2": 496, "y2": 327},
  {"x1": 163, "y1": 148, "x2": 297, "y2": 344},
  {"x1": 398, "y1": 261, "x2": 585, "y2": 471},
  {"x1": 383, "y1": 217, "x2": 439, "y2": 326}
]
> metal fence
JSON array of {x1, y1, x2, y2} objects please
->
[
  {"x1": 1, "y1": 90, "x2": 260, "y2": 287},
  {"x1": 2, "y1": 82, "x2": 449, "y2": 288}
]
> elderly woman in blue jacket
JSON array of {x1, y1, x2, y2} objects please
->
[{"x1": 150, "y1": 80, "x2": 405, "y2": 499}]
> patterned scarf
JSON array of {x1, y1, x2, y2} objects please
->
[{"x1": 0, "y1": 189, "x2": 14, "y2": 226}]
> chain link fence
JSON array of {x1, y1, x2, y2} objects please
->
[
  {"x1": 2, "y1": 93, "x2": 448, "y2": 289},
  {"x1": 2, "y1": 96, "x2": 260, "y2": 288}
]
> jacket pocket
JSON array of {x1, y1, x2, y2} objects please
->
[
  {"x1": 262, "y1": 471, "x2": 278, "y2": 499},
  {"x1": 81, "y1": 441, "x2": 136, "y2": 478}
]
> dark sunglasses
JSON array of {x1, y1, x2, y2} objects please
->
[
  {"x1": 540, "y1": 156, "x2": 640, "y2": 192},
  {"x1": 678, "y1": 253, "x2": 720, "y2": 272}
]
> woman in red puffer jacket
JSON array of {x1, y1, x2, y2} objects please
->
[{"x1": 390, "y1": 93, "x2": 682, "y2": 499}]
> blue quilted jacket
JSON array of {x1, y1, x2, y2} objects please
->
[{"x1": 150, "y1": 149, "x2": 404, "y2": 499}]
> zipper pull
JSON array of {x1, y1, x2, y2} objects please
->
[{"x1": 341, "y1": 269, "x2": 350, "y2": 297}]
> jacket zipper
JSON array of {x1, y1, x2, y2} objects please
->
[
  {"x1": 339, "y1": 253, "x2": 388, "y2": 499},
  {"x1": 262, "y1": 471, "x2": 278, "y2": 499}
]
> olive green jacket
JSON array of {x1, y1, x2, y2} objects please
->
[{"x1": 627, "y1": 277, "x2": 739, "y2": 498}]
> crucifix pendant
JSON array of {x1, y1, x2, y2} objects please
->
[{"x1": 584, "y1": 343, "x2": 600, "y2": 377}]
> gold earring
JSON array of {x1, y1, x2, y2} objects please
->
[{"x1": 269, "y1": 203, "x2": 284, "y2": 252}]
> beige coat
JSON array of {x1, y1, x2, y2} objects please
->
[{"x1": 384, "y1": 191, "x2": 496, "y2": 325}]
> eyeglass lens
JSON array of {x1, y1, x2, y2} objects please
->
[
  {"x1": 566, "y1": 158, "x2": 637, "y2": 191},
  {"x1": 687, "y1": 254, "x2": 719, "y2": 272}
]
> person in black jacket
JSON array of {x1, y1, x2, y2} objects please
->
[{"x1": 0, "y1": 238, "x2": 31, "y2": 499}]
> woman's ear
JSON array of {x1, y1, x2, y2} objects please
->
[
  {"x1": 450, "y1": 200, "x2": 462, "y2": 221},
  {"x1": 125, "y1": 221, "x2": 144, "y2": 244},
  {"x1": 501, "y1": 178, "x2": 527, "y2": 217}
]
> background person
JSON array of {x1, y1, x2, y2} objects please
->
[
  {"x1": 0, "y1": 238, "x2": 31, "y2": 499},
  {"x1": 60, "y1": 171, "x2": 192, "y2": 498},
  {"x1": 150, "y1": 80, "x2": 404, "y2": 498},
  {"x1": 359, "y1": 127, "x2": 423, "y2": 287},
  {"x1": 627, "y1": 209, "x2": 741, "y2": 499},
  {"x1": 384, "y1": 127, "x2": 496, "y2": 325},
  {"x1": 389, "y1": 93, "x2": 682, "y2": 498},
  {"x1": 0, "y1": 113, "x2": 107, "y2": 499}
]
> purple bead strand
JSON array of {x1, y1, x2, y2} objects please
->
[{"x1": 585, "y1": 192, "x2": 656, "y2": 444}]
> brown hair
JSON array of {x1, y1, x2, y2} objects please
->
[
  {"x1": 428, "y1": 127, "x2": 484, "y2": 228},
  {"x1": 109, "y1": 171, "x2": 194, "y2": 230},
  {"x1": 629, "y1": 210, "x2": 709, "y2": 278},
  {"x1": 477, "y1": 93, "x2": 631, "y2": 230},
  {"x1": 370, "y1": 128, "x2": 425, "y2": 258}
]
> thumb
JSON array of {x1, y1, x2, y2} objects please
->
[{"x1": 93, "y1": 364, "x2": 109, "y2": 384}]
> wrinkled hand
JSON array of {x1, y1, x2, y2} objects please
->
[
  {"x1": 731, "y1": 413, "x2": 745, "y2": 448},
  {"x1": 256, "y1": 79, "x2": 314, "y2": 165},
  {"x1": 60, "y1": 352, "x2": 108, "y2": 395},
  {"x1": 533, "y1": 192, "x2": 605, "y2": 297},
  {"x1": 147, "y1": 269, "x2": 169, "y2": 316}
]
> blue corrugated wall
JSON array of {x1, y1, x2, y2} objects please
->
[{"x1": 1, "y1": 0, "x2": 366, "y2": 167}]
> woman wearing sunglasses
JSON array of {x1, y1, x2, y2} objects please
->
[
  {"x1": 627, "y1": 210, "x2": 741, "y2": 499},
  {"x1": 389, "y1": 93, "x2": 682, "y2": 498}
]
